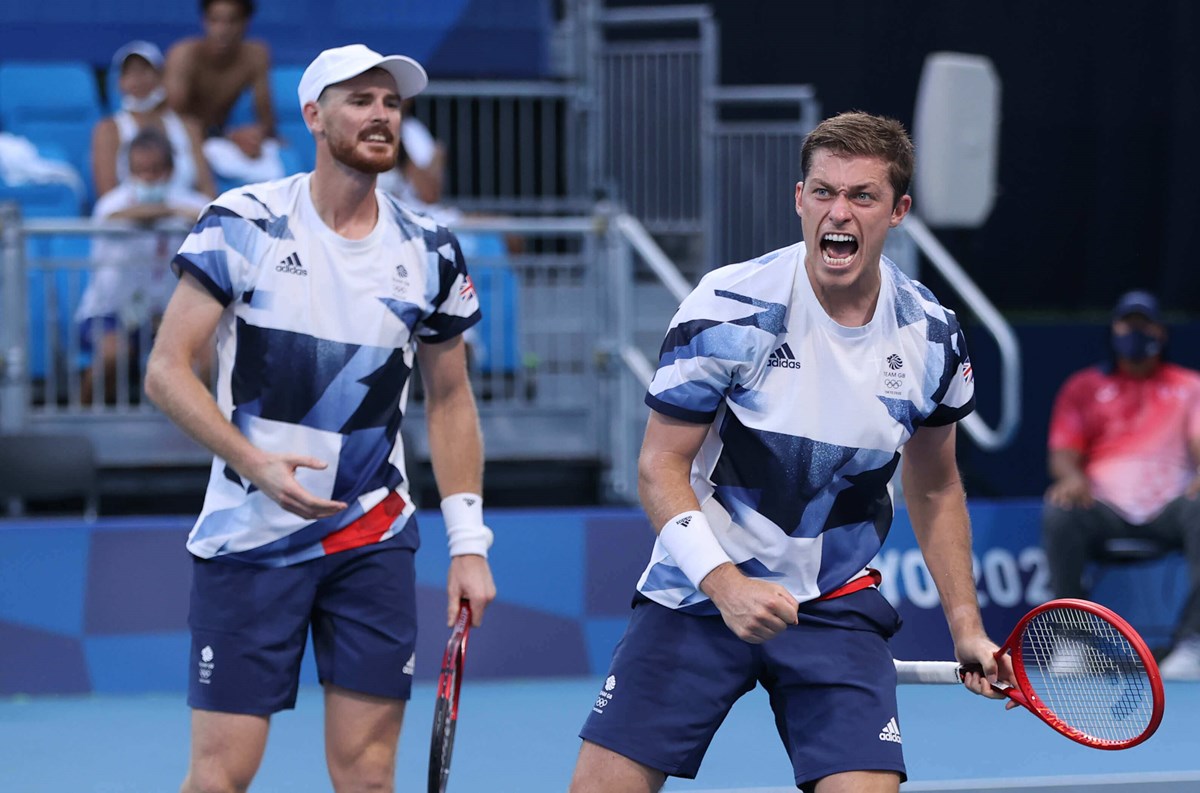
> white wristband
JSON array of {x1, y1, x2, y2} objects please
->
[
  {"x1": 657, "y1": 510, "x2": 731, "y2": 589},
  {"x1": 441, "y1": 493, "x2": 493, "y2": 558}
]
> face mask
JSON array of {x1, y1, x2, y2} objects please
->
[
  {"x1": 131, "y1": 178, "x2": 169, "y2": 205},
  {"x1": 1112, "y1": 329, "x2": 1161, "y2": 362},
  {"x1": 121, "y1": 86, "x2": 166, "y2": 113}
]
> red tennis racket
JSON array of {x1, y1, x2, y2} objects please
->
[
  {"x1": 428, "y1": 601, "x2": 471, "y2": 793},
  {"x1": 894, "y1": 598, "x2": 1165, "y2": 750}
]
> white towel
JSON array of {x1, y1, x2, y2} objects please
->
[
  {"x1": 0, "y1": 132, "x2": 85, "y2": 198},
  {"x1": 203, "y1": 137, "x2": 286, "y2": 183}
]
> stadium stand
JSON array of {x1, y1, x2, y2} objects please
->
[
  {"x1": 0, "y1": 61, "x2": 101, "y2": 204},
  {"x1": 269, "y1": 65, "x2": 314, "y2": 173},
  {"x1": 0, "y1": 5, "x2": 830, "y2": 509},
  {"x1": 458, "y1": 231, "x2": 522, "y2": 380},
  {"x1": 0, "y1": 0, "x2": 553, "y2": 79}
]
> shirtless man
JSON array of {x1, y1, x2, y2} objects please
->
[{"x1": 164, "y1": 0, "x2": 282, "y2": 183}]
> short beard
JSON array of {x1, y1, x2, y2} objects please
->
[{"x1": 326, "y1": 130, "x2": 395, "y2": 175}]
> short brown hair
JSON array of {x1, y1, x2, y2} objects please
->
[{"x1": 800, "y1": 111, "x2": 914, "y2": 206}]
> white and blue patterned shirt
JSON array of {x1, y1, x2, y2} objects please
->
[
  {"x1": 173, "y1": 173, "x2": 480, "y2": 566},
  {"x1": 638, "y1": 241, "x2": 975, "y2": 613}
]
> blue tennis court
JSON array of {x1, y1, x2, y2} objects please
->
[
  {"x1": 3, "y1": 506, "x2": 1195, "y2": 791},
  {"x1": 3, "y1": 679, "x2": 1198, "y2": 791}
]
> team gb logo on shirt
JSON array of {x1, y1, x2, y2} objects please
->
[
  {"x1": 881, "y1": 353, "x2": 906, "y2": 396},
  {"x1": 391, "y1": 262, "x2": 409, "y2": 298}
]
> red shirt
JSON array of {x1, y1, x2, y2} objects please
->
[{"x1": 1048, "y1": 362, "x2": 1200, "y2": 524}]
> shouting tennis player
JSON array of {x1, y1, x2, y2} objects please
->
[
  {"x1": 570, "y1": 111, "x2": 1009, "y2": 793},
  {"x1": 145, "y1": 44, "x2": 495, "y2": 792}
]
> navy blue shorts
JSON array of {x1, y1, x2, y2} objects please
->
[
  {"x1": 187, "y1": 533, "x2": 418, "y2": 715},
  {"x1": 580, "y1": 590, "x2": 906, "y2": 790}
]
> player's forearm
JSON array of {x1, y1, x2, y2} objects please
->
[
  {"x1": 144, "y1": 360, "x2": 264, "y2": 477},
  {"x1": 425, "y1": 383, "x2": 483, "y2": 497},
  {"x1": 907, "y1": 485, "x2": 985, "y2": 642},
  {"x1": 637, "y1": 449, "x2": 700, "y2": 531}
]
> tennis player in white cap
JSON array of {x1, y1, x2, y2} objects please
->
[{"x1": 145, "y1": 44, "x2": 496, "y2": 792}]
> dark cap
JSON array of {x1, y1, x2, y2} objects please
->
[{"x1": 1112, "y1": 290, "x2": 1160, "y2": 322}]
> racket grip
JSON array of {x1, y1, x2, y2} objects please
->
[{"x1": 893, "y1": 660, "x2": 963, "y2": 684}]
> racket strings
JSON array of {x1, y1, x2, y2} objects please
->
[{"x1": 1019, "y1": 608, "x2": 1153, "y2": 744}]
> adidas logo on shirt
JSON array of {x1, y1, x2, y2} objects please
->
[
  {"x1": 276, "y1": 253, "x2": 307, "y2": 276},
  {"x1": 767, "y1": 343, "x2": 801, "y2": 369},
  {"x1": 878, "y1": 717, "x2": 902, "y2": 743}
]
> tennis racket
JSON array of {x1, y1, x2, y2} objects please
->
[
  {"x1": 894, "y1": 598, "x2": 1164, "y2": 750},
  {"x1": 428, "y1": 601, "x2": 472, "y2": 793}
]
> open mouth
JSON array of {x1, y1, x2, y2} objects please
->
[
  {"x1": 820, "y1": 232, "x2": 859, "y2": 266},
  {"x1": 361, "y1": 131, "x2": 393, "y2": 145}
]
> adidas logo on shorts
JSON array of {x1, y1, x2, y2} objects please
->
[{"x1": 878, "y1": 717, "x2": 902, "y2": 744}]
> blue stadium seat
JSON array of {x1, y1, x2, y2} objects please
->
[
  {"x1": 105, "y1": 67, "x2": 122, "y2": 113},
  {"x1": 271, "y1": 66, "x2": 314, "y2": 174},
  {"x1": 0, "y1": 62, "x2": 102, "y2": 198},
  {"x1": 0, "y1": 181, "x2": 81, "y2": 219},
  {"x1": 457, "y1": 232, "x2": 520, "y2": 376},
  {"x1": 271, "y1": 65, "x2": 306, "y2": 122},
  {"x1": 225, "y1": 88, "x2": 256, "y2": 129},
  {"x1": 275, "y1": 121, "x2": 314, "y2": 174},
  {"x1": 0, "y1": 181, "x2": 92, "y2": 381},
  {"x1": 24, "y1": 264, "x2": 92, "y2": 382}
]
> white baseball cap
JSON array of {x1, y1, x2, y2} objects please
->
[
  {"x1": 112, "y1": 40, "x2": 164, "y2": 72},
  {"x1": 297, "y1": 44, "x2": 428, "y2": 111}
]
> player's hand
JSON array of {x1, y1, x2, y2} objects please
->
[
  {"x1": 448, "y1": 554, "x2": 496, "y2": 628},
  {"x1": 244, "y1": 453, "x2": 348, "y2": 519},
  {"x1": 700, "y1": 564, "x2": 799, "y2": 643},
  {"x1": 1045, "y1": 473, "x2": 1093, "y2": 510},
  {"x1": 228, "y1": 124, "x2": 266, "y2": 158},
  {"x1": 955, "y1": 634, "x2": 1016, "y2": 705}
]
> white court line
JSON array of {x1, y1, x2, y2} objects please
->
[{"x1": 687, "y1": 770, "x2": 1200, "y2": 793}]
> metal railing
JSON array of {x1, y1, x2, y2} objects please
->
[
  {"x1": 415, "y1": 79, "x2": 589, "y2": 215},
  {"x1": 0, "y1": 2, "x2": 1024, "y2": 509},
  {"x1": 0, "y1": 206, "x2": 693, "y2": 501},
  {"x1": 587, "y1": 4, "x2": 822, "y2": 274},
  {"x1": 900, "y1": 215, "x2": 1022, "y2": 450},
  {"x1": 709, "y1": 84, "x2": 821, "y2": 268}
]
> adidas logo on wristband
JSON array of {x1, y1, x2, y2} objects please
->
[{"x1": 676, "y1": 516, "x2": 692, "y2": 527}]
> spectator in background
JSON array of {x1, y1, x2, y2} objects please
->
[
  {"x1": 377, "y1": 98, "x2": 462, "y2": 225},
  {"x1": 1042, "y1": 290, "x2": 1200, "y2": 680},
  {"x1": 92, "y1": 40, "x2": 215, "y2": 199},
  {"x1": 164, "y1": 0, "x2": 284, "y2": 186},
  {"x1": 76, "y1": 129, "x2": 210, "y2": 404}
]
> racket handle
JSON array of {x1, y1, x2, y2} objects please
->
[{"x1": 893, "y1": 660, "x2": 963, "y2": 684}]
